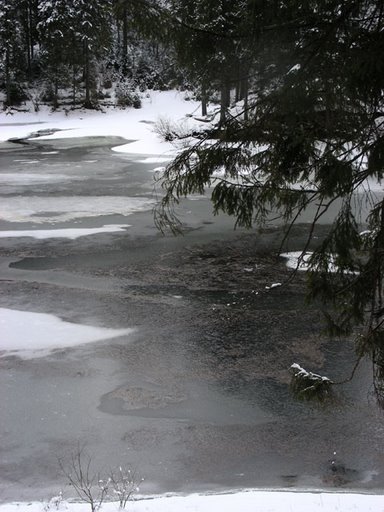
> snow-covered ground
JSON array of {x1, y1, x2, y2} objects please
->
[
  {"x1": 0, "y1": 90, "x2": 201, "y2": 156},
  {"x1": 0, "y1": 490, "x2": 382, "y2": 512}
]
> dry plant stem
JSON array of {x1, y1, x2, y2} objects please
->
[
  {"x1": 59, "y1": 448, "x2": 108, "y2": 512},
  {"x1": 109, "y1": 467, "x2": 139, "y2": 509}
]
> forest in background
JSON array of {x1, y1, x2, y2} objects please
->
[
  {"x1": 0, "y1": 0, "x2": 265, "y2": 115},
  {"x1": 0, "y1": 0, "x2": 184, "y2": 111}
]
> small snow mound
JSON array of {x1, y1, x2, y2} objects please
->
[{"x1": 265, "y1": 282, "x2": 282, "y2": 290}]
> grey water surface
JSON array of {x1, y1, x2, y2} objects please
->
[{"x1": 0, "y1": 135, "x2": 383, "y2": 503}]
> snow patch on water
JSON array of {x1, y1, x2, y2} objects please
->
[
  {"x1": 135, "y1": 156, "x2": 172, "y2": 163},
  {"x1": 280, "y1": 252, "x2": 358, "y2": 274},
  {"x1": 0, "y1": 172, "x2": 79, "y2": 185},
  {"x1": 0, "y1": 196, "x2": 155, "y2": 223},
  {"x1": 0, "y1": 224, "x2": 130, "y2": 240},
  {"x1": 0, "y1": 308, "x2": 134, "y2": 359},
  {"x1": 280, "y1": 251, "x2": 312, "y2": 271},
  {"x1": 265, "y1": 282, "x2": 282, "y2": 290},
  {"x1": 12, "y1": 159, "x2": 40, "y2": 164}
]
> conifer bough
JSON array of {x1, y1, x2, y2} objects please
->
[{"x1": 155, "y1": 0, "x2": 384, "y2": 404}]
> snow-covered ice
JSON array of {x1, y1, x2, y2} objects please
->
[
  {"x1": 0, "y1": 308, "x2": 134, "y2": 359},
  {"x1": 0, "y1": 224, "x2": 130, "y2": 240},
  {"x1": 134, "y1": 156, "x2": 172, "y2": 164},
  {"x1": 0, "y1": 196, "x2": 154, "y2": 223},
  {"x1": 0, "y1": 172, "x2": 80, "y2": 185}
]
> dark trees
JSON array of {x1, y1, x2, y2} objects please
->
[
  {"x1": 170, "y1": 0, "x2": 254, "y2": 119},
  {"x1": 156, "y1": 1, "x2": 384, "y2": 401},
  {"x1": 0, "y1": 0, "x2": 24, "y2": 106},
  {"x1": 1, "y1": 0, "x2": 175, "y2": 108},
  {"x1": 39, "y1": 0, "x2": 113, "y2": 108}
]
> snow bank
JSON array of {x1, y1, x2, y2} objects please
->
[
  {"x1": 0, "y1": 91, "x2": 201, "y2": 156},
  {"x1": 0, "y1": 308, "x2": 134, "y2": 359},
  {"x1": 0, "y1": 490, "x2": 382, "y2": 512}
]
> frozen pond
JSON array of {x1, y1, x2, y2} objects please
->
[{"x1": 0, "y1": 136, "x2": 384, "y2": 503}]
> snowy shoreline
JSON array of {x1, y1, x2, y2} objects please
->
[
  {"x1": 0, "y1": 90, "x2": 201, "y2": 156},
  {"x1": 1, "y1": 489, "x2": 383, "y2": 512}
]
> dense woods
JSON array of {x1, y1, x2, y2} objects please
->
[
  {"x1": 0, "y1": 0, "x2": 179, "y2": 109},
  {"x1": 0, "y1": 0, "x2": 299, "y2": 113}
]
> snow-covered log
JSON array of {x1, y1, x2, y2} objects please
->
[{"x1": 290, "y1": 363, "x2": 333, "y2": 402}]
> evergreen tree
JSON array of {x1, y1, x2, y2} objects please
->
[
  {"x1": 170, "y1": 0, "x2": 245, "y2": 118},
  {"x1": 2, "y1": 0, "x2": 180, "y2": 107},
  {"x1": 38, "y1": 0, "x2": 77, "y2": 107},
  {"x1": 18, "y1": 0, "x2": 39, "y2": 80},
  {"x1": 112, "y1": 0, "x2": 179, "y2": 89},
  {"x1": 72, "y1": 0, "x2": 113, "y2": 108},
  {"x1": 156, "y1": 0, "x2": 384, "y2": 402},
  {"x1": 0, "y1": 0, "x2": 24, "y2": 106},
  {"x1": 39, "y1": 0, "x2": 113, "y2": 108}
]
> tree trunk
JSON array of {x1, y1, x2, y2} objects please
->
[
  {"x1": 84, "y1": 43, "x2": 91, "y2": 108},
  {"x1": 53, "y1": 67, "x2": 59, "y2": 110},
  {"x1": 25, "y1": 6, "x2": 31, "y2": 79},
  {"x1": 243, "y1": 76, "x2": 249, "y2": 122},
  {"x1": 235, "y1": 62, "x2": 242, "y2": 102},
  {"x1": 220, "y1": 81, "x2": 230, "y2": 124},
  {"x1": 5, "y1": 48, "x2": 11, "y2": 107},
  {"x1": 29, "y1": 1, "x2": 35, "y2": 62},
  {"x1": 122, "y1": 5, "x2": 128, "y2": 75},
  {"x1": 25, "y1": 0, "x2": 36, "y2": 81},
  {"x1": 201, "y1": 82, "x2": 207, "y2": 117},
  {"x1": 235, "y1": 81, "x2": 240, "y2": 103},
  {"x1": 72, "y1": 64, "x2": 76, "y2": 106}
]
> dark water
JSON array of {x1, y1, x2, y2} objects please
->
[{"x1": 0, "y1": 136, "x2": 383, "y2": 503}]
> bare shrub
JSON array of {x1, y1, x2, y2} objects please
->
[
  {"x1": 59, "y1": 446, "x2": 142, "y2": 510},
  {"x1": 59, "y1": 447, "x2": 109, "y2": 512},
  {"x1": 43, "y1": 491, "x2": 65, "y2": 511},
  {"x1": 153, "y1": 116, "x2": 191, "y2": 142},
  {"x1": 109, "y1": 466, "x2": 143, "y2": 509}
]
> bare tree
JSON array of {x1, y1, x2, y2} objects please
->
[{"x1": 59, "y1": 446, "x2": 109, "y2": 512}]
